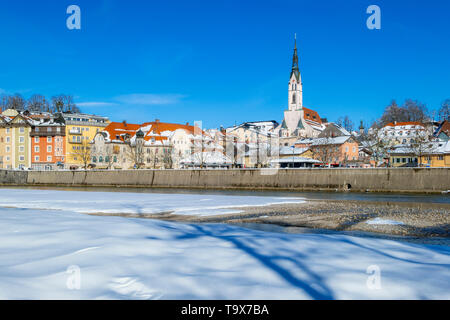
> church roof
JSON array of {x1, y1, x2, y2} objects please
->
[{"x1": 303, "y1": 107, "x2": 322, "y2": 125}]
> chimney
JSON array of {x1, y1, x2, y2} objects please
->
[
  {"x1": 155, "y1": 119, "x2": 160, "y2": 123},
  {"x1": 122, "y1": 120, "x2": 127, "y2": 127},
  {"x1": 186, "y1": 122, "x2": 189, "y2": 126}
]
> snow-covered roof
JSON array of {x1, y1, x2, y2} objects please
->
[{"x1": 271, "y1": 157, "x2": 321, "y2": 164}]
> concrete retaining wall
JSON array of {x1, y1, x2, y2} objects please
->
[{"x1": 1, "y1": 168, "x2": 449, "y2": 193}]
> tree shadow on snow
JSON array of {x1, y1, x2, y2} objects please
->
[{"x1": 174, "y1": 224, "x2": 335, "y2": 300}]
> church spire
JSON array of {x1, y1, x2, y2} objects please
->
[{"x1": 291, "y1": 34, "x2": 300, "y2": 81}]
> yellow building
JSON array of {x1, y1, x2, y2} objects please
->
[
  {"x1": 0, "y1": 110, "x2": 35, "y2": 169},
  {"x1": 389, "y1": 141, "x2": 450, "y2": 168},
  {"x1": 62, "y1": 113, "x2": 109, "y2": 168},
  {"x1": 0, "y1": 114, "x2": 13, "y2": 169}
]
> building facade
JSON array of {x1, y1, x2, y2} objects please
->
[
  {"x1": 30, "y1": 116, "x2": 66, "y2": 170},
  {"x1": 63, "y1": 113, "x2": 109, "y2": 168}
]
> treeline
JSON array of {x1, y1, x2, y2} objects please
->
[
  {"x1": 0, "y1": 93, "x2": 81, "y2": 114},
  {"x1": 337, "y1": 99, "x2": 450, "y2": 133},
  {"x1": 376, "y1": 99, "x2": 449, "y2": 128}
]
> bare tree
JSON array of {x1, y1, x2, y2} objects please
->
[
  {"x1": 337, "y1": 116, "x2": 354, "y2": 132},
  {"x1": 311, "y1": 132, "x2": 340, "y2": 166},
  {"x1": 0, "y1": 94, "x2": 9, "y2": 111},
  {"x1": 72, "y1": 140, "x2": 92, "y2": 170},
  {"x1": 124, "y1": 136, "x2": 145, "y2": 169},
  {"x1": 51, "y1": 94, "x2": 80, "y2": 113},
  {"x1": 27, "y1": 94, "x2": 50, "y2": 113},
  {"x1": 380, "y1": 99, "x2": 428, "y2": 126},
  {"x1": 162, "y1": 147, "x2": 174, "y2": 169},
  {"x1": 438, "y1": 99, "x2": 450, "y2": 122},
  {"x1": 362, "y1": 125, "x2": 389, "y2": 165},
  {"x1": 408, "y1": 130, "x2": 436, "y2": 167},
  {"x1": 7, "y1": 94, "x2": 26, "y2": 111}
]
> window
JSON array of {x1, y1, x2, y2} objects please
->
[
  {"x1": 19, "y1": 127, "x2": 25, "y2": 133},
  {"x1": 99, "y1": 156, "x2": 103, "y2": 162},
  {"x1": 402, "y1": 158, "x2": 406, "y2": 163},
  {"x1": 47, "y1": 127, "x2": 52, "y2": 132},
  {"x1": 92, "y1": 156, "x2": 97, "y2": 163},
  {"x1": 19, "y1": 146, "x2": 24, "y2": 152},
  {"x1": 19, "y1": 136, "x2": 24, "y2": 143},
  {"x1": 47, "y1": 136, "x2": 52, "y2": 143},
  {"x1": 6, "y1": 137, "x2": 10, "y2": 143},
  {"x1": 35, "y1": 156, "x2": 40, "y2": 162},
  {"x1": 6, "y1": 128, "x2": 10, "y2": 133},
  {"x1": 113, "y1": 156, "x2": 117, "y2": 163},
  {"x1": 47, "y1": 156, "x2": 52, "y2": 162},
  {"x1": 105, "y1": 156, "x2": 110, "y2": 163},
  {"x1": 19, "y1": 156, "x2": 25, "y2": 161},
  {"x1": 56, "y1": 127, "x2": 61, "y2": 133},
  {"x1": 6, "y1": 146, "x2": 10, "y2": 153},
  {"x1": 34, "y1": 137, "x2": 39, "y2": 143},
  {"x1": 47, "y1": 145, "x2": 52, "y2": 153},
  {"x1": 345, "y1": 146, "x2": 349, "y2": 152},
  {"x1": 438, "y1": 155, "x2": 444, "y2": 160}
]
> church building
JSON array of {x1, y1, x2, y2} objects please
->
[{"x1": 276, "y1": 37, "x2": 325, "y2": 146}]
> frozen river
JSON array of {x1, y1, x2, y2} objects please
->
[{"x1": 0, "y1": 188, "x2": 448, "y2": 299}]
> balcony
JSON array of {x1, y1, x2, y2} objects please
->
[{"x1": 69, "y1": 129, "x2": 82, "y2": 135}]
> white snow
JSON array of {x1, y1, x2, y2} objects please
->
[
  {"x1": 0, "y1": 189, "x2": 449, "y2": 300},
  {"x1": 0, "y1": 189, "x2": 305, "y2": 216},
  {"x1": 366, "y1": 218, "x2": 405, "y2": 225}
]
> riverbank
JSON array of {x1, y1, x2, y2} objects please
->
[
  {"x1": 2, "y1": 167, "x2": 450, "y2": 193},
  {"x1": 88, "y1": 200, "x2": 450, "y2": 238}
]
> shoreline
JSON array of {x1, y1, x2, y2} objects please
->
[{"x1": 87, "y1": 199, "x2": 450, "y2": 239}]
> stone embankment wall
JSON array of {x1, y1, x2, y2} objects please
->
[{"x1": 0, "y1": 168, "x2": 449, "y2": 193}]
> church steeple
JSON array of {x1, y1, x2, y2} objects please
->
[
  {"x1": 290, "y1": 34, "x2": 300, "y2": 81},
  {"x1": 288, "y1": 34, "x2": 302, "y2": 111}
]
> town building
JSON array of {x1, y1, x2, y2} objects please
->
[
  {"x1": 62, "y1": 113, "x2": 109, "y2": 169},
  {"x1": 30, "y1": 114, "x2": 66, "y2": 170},
  {"x1": 388, "y1": 140, "x2": 450, "y2": 167},
  {"x1": 295, "y1": 135, "x2": 359, "y2": 167},
  {"x1": 0, "y1": 109, "x2": 36, "y2": 169}
]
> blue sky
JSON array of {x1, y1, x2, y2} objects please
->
[{"x1": 0, "y1": 0, "x2": 449, "y2": 129}]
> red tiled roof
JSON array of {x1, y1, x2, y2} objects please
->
[
  {"x1": 384, "y1": 121, "x2": 424, "y2": 127},
  {"x1": 439, "y1": 120, "x2": 450, "y2": 135},
  {"x1": 303, "y1": 107, "x2": 322, "y2": 125},
  {"x1": 103, "y1": 122, "x2": 141, "y2": 142}
]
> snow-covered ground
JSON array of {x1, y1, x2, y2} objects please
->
[
  {"x1": 0, "y1": 189, "x2": 305, "y2": 216},
  {"x1": 366, "y1": 218, "x2": 405, "y2": 225},
  {"x1": 0, "y1": 189, "x2": 449, "y2": 299}
]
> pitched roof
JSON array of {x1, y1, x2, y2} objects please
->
[
  {"x1": 383, "y1": 121, "x2": 424, "y2": 128},
  {"x1": 103, "y1": 122, "x2": 141, "y2": 142},
  {"x1": 303, "y1": 107, "x2": 322, "y2": 125}
]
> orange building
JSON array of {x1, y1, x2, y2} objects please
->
[{"x1": 30, "y1": 116, "x2": 66, "y2": 170}]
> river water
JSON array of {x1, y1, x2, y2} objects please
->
[{"x1": 2, "y1": 185, "x2": 449, "y2": 204}]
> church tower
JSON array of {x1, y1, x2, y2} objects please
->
[{"x1": 288, "y1": 35, "x2": 303, "y2": 111}]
